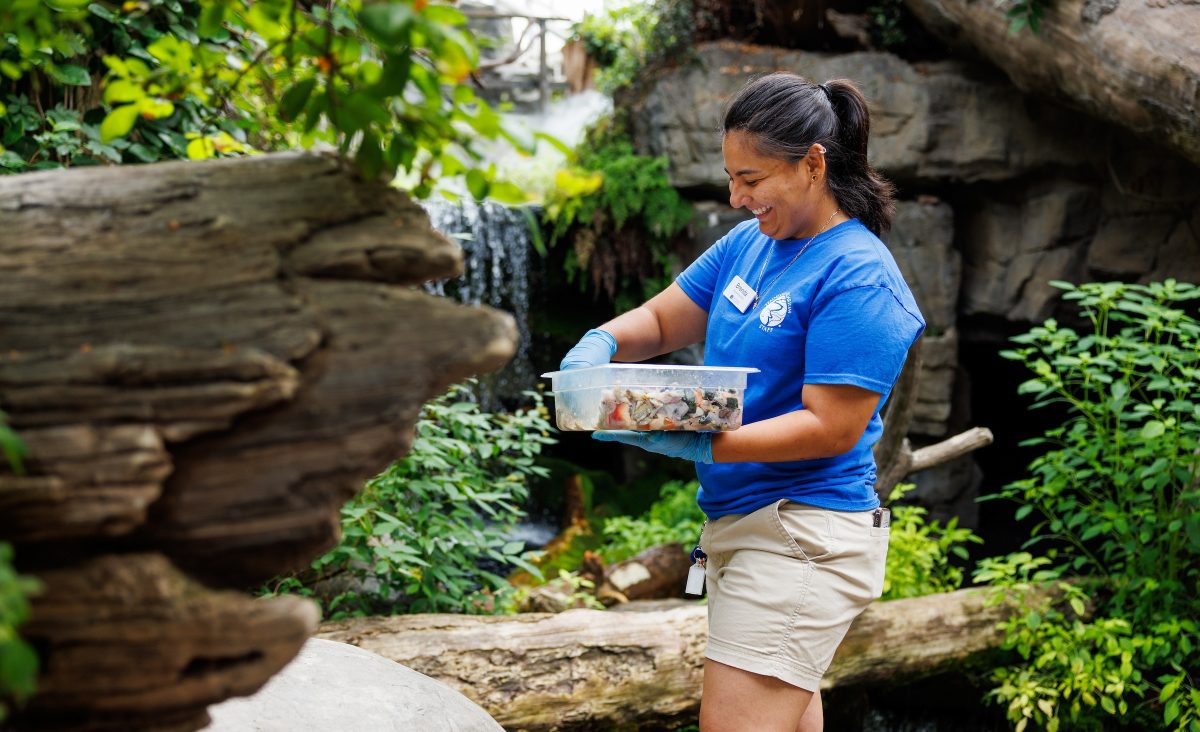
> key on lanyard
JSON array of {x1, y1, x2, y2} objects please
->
[{"x1": 685, "y1": 545, "x2": 707, "y2": 596}]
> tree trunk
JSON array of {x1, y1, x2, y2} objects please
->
[
  {"x1": 318, "y1": 588, "x2": 1037, "y2": 731},
  {"x1": 902, "y1": 0, "x2": 1200, "y2": 168},
  {"x1": 0, "y1": 152, "x2": 517, "y2": 731}
]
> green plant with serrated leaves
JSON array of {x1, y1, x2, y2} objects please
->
[
  {"x1": 881, "y1": 483, "x2": 983, "y2": 600},
  {"x1": 979, "y1": 280, "x2": 1200, "y2": 731},
  {"x1": 265, "y1": 383, "x2": 556, "y2": 618}
]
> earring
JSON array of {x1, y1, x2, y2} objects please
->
[{"x1": 811, "y1": 174, "x2": 817, "y2": 181}]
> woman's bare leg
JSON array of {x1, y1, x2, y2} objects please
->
[
  {"x1": 796, "y1": 689, "x2": 823, "y2": 732},
  {"x1": 699, "y1": 659, "x2": 814, "y2": 732}
]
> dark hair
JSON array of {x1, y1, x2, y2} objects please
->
[{"x1": 721, "y1": 73, "x2": 896, "y2": 235}]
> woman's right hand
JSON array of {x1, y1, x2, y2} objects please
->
[{"x1": 559, "y1": 328, "x2": 618, "y2": 371}]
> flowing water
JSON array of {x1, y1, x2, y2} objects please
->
[
  {"x1": 421, "y1": 91, "x2": 612, "y2": 409},
  {"x1": 423, "y1": 199, "x2": 538, "y2": 409}
]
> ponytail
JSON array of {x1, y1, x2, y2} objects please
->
[
  {"x1": 823, "y1": 79, "x2": 895, "y2": 236},
  {"x1": 722, "y1": 74, "x2": 896, "y2": 235}
]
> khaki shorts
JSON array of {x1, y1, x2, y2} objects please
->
[{"x1": 699, "y1": 499, "x2": 889, "y2": 691}]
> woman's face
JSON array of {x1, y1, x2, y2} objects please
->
[{"x1": 723, "y1": 130, "x2": 819, "y2": 241}]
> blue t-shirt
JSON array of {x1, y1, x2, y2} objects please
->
[{"x1": 676, "y1": 218, "x2": 926, "y2": 518}]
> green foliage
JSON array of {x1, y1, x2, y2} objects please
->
[
  {"x1": 1000, "y1": 0, "x2": 1051, "y2": 34},
  {"x1": 867, "y1": 0, "x2": 908, "y2": 49},
  {"x1": 0, "y1": 1, "x2": 520, "y2": 194},
  {"x1": 510, "y1": 569, "x2": 606, "y2": 612},
  {"x1": 570, "y1": 0, "x2": 696, "y2": 95},
  {"x1": 265, "y1": 383, "x2": 557, "y2": 618},
  {"x1": 880, "y1": 483, "x2": 983, "y2": 600},
  {"x1": 0, "y1": 410, "x2": 26, "y2": 475},
  {"x1": 980, "y1": 280, "x2": 1200, "y2": 731},
  {"x1": 599, "y1": 479, "x2": 704, "y2": 563},
  {"x1": 542, "y1": 118, "x2": 693, "y2": 308},
  {"x1": 0, "y1": 544, "x2": 39, "y2": 723}
]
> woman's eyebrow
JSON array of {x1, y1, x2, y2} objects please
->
[{"x1": 723, "y1": 167, "x2": 763, "y2": 176}]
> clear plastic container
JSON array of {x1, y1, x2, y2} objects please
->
[{"x1": 541, "y1": 364, "x2": 758, "y2": 432}]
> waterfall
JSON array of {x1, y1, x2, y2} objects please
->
[{"x1": 423, "y1": 199, "x2": 538, "y2": 409}]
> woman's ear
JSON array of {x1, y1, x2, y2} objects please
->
[{"x1": 803, "y1": 144, "x2": 827, "y2": 182}]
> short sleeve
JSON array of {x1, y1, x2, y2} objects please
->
[
  {"x1": 804, "y1": 285, "x2": 925, "y2": 394},
  {"x1": 675, "y1": 233, "x2": 730, "y2": 312}
]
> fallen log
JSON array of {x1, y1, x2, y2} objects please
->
[
  {"x1": 902, "y1": 0, "x2": 1200, "y2": 168},
  {"x1": 318, "y1": 587, "x2": 1041, "y2": 731}
]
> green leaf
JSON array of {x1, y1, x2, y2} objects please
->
[
  {"x1": 422, "y1": 5, "x2": 469, "y2": 26},
  {"x1": 487, "y1": 181, "x2": 527, "y2": 204},
  {"x1": 280, "y1": 78, "x2": 317, "y2": 122},
  {"x1": 355, "y1": 130, "x2": 384, "y2": 181},
  {"x1": 103, "y1": 79, "x2": 145, "y2": 105},
  {"x1": 99, "y1": 104, "x2": 139, "y2": 143},
  {"x1": 198, "y1": 3, "x2": 226, "y2": 37},
  {"x1": 1015, "y1": 504, "x2": 1034, "y2": 521},
  {"x1": 88, "y1": 3, "x2": 118, "y2": 22},
  {"x1": 48, "y1": 63, "x2": 91, "y2": 86},
  {"x1": 186, "y1": 137, "x2": 216, "y2": 160},
  {"x1": 1141, "y1": 420, "x2": 1166, "y2": 439},
  {"x1": 358, "y1": 4, "x2": 416, "y2": 46},
  {"x1": 465, "y1": 168, "x2": 488, "y2": 200},
  {"x1": 137, "y1": 98, "x2": 175, "y2": 120}
]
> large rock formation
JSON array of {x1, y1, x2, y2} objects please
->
[
  {"x1": 902, "y1": 0, "x2": 1200, "y2": 169},
  {"x1": 0, "y1": 152, "x2": 517, "y2": 731}
]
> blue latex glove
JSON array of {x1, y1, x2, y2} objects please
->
[
  {"x1": 560, "y1": 328, "x2": 618, "y2": 371},
  {"x1": 592, "y1": 430, "x2": 714, "y2": 464}
]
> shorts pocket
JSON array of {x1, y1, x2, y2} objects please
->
[{"x1": 772, "y1": 500, "x2": 834, "y2": 562}]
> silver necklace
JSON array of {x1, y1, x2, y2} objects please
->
[{"x1": 751, "y1": 208, "x2": 840, "y2": 310}]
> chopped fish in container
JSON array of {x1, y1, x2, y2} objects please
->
[{"x1": 542, "y1": 364, "x2": 757, "y2": 432}]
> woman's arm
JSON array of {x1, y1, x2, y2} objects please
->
[
  {"x1": 599, "y1": 283, "x2": 708, "y2": 362},
  {"x1": 711, "y1": 382, "x2": 881, "y2": 463}
]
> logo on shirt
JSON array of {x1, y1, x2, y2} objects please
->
[{"x1": 758, "y1": 292, "x2": 791, "y2": 330}]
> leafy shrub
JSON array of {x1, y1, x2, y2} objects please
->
[
  {"x1": 980, "y1": 280, "x2": 1200, "y2": 731},
  {"x1": 1, "y1": 1, "x2": 519, "y2": 194},
  {"x1": 0, "y1": 544, "x2": 39, "y2": 724},
  {"x1": 542, "y1": 119, "x2": 693, "y2": 309},
  {"x1": 265, "y1": 383, "x2": 556, "y2": 618},
  {"x1": 881, "y1": 483, "x2": 983, "y2": 600},
  {"x1": 599, "y1": 480, "x2": 705, "y2": 563},
  {"x1": 570, "y1": 0, "x2": 696, "y2": 95}
]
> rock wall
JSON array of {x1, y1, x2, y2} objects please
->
[
  {"x1": 639, "y1": 41, "x2": 1200, "y2": 521},
  {"x1": 0, "y1": 152, "x2": 517, "y2": 731}
]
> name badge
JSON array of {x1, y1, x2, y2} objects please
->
[{"x1": 723, "y1": 275, "x2": 756, "y2": 313}]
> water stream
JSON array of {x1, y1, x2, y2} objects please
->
[{"x1": 423, "y1": 199, "x2": 538, "y2": 409}]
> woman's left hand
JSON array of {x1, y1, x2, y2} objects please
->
[{"x1": 592, "y1": 430, "x2": 714, "y2": 464}]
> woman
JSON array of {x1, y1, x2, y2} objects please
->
[{"x1": 559, "y1": 73, "x2": 925, "y2": 732}]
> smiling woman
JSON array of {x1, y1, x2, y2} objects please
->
[{"x1": 559, "y1": 72, "x2": 924, "y2": 732}]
